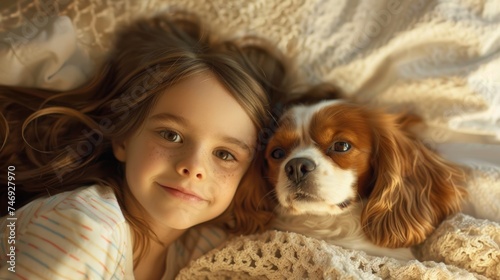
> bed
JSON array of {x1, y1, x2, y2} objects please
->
[{"x1": 1, "y1": 0, "x2": 499, "y2": 279}]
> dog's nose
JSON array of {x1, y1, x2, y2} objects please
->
[{"x1": 285, "y1": 157, "x2": 316, "y2": 183}]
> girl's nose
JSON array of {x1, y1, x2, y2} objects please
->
[
  {"x1": 175, "y1": 148, "x2": 206, "y2": 180},
  {"x1": 180, "y1": 167, "x2": 203, "y2": 179}
]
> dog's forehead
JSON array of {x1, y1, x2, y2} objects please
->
[
  {"x1": 282, "y1": 99, "x2": 344, "y2": 128},
  {"x1": 273, "y1": 100, "x2": 345, "y2": 148}
]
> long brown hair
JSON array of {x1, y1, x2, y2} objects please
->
[{"x1": 0, "y1": 12, "x2": 288, "y2": 265}]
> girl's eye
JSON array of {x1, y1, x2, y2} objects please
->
[
  {"x1": 159, "y1": 130, "x2": 182, "y2": 143},
  {"x1": 214, "y1": 150, "x2": 236, "y2": 161},
  {"x1": 330, "y1": 142, "x2": 351, "y2": 153}
]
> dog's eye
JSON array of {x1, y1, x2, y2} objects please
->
[
  {"x1": 330, "y1": 142, "x2": 351, "y2": 153},
  {"x1": 271, "y1": 148, "x2": 286, "y2": 159}
]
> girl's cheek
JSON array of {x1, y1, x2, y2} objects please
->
[
  {"x1": 150, "y1": 146, "x2": 166, "y2": 159},
  {"x1": 212, "y1": 167, "x2": 239, "y2": 186},
  {"x1": 150, "y1": 145, "x2": 180, "y2": 160},
  {"x1": 212, "y1": 168, "x2": 228, "y2": 183}
]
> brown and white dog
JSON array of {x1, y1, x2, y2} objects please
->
[{"x1": 265, "y1": 88, "x2": 467, "y2": 260}]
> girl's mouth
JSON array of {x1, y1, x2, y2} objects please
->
[{"x1": 158, "y1": 183, "x2": 206, "y2": 202}]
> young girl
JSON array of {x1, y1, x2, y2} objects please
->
[{"x1": 0, "y1": 12, "x2": 287, "y2": 279}]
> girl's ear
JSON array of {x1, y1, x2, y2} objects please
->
[
  {"x1": 111, "y1": 139, "x2": 127, "y2": 162},
  {"x1": 360, "y1": 112, "x2": 467, "y2": 248}
]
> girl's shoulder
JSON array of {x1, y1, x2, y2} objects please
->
[
  {"x1": 0, "y1": 185, "x2": 134, "y2": 278},
  {"x1": 6, "y1": 185, "x2": 126, "y2": 232}
]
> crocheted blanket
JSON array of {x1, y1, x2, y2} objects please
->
[
  {"x1": 1, "y1": 0, "x2": 499, "y2": 279},
  {"x1": 177, "y1": 214, "x2": 500, "y2": 279}
]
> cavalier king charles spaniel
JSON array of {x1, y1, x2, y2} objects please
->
[{"x1": 265, "y1": 86, "x2": 467, "y2": 260}]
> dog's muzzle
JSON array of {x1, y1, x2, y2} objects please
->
[{"x1": 285, "y1": 157, "x2": 316, "y2": 184}]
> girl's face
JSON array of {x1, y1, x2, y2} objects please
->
[{"x1": 113, "y1": 72, "x2": 257, "y2": 230}]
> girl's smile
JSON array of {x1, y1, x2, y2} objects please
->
[{"x1": 157, "y1": 183, "x2": 207, "y2": 202}]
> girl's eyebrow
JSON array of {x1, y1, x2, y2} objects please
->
[
  {"x1": 222, "y1": 136, "x2": 252, "y2": 154},
  {"x1": 149, "y1": 113, "x2": 187, "y2": 125}
]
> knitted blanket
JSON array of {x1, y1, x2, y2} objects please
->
[
  {"x1": 176, "y1": 214, "x2": 500, "y2": 279},
  {"x1": 1, "y1": 0, "x2": 499, "y2": 279}
]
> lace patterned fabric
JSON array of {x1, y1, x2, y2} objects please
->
[{"x1": 177, "y1": 221, "x2": 497, "y2": 280}]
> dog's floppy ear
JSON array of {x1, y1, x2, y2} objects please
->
[{"x1": 360, "y1": 110, "x2": 467, "y2": 248}]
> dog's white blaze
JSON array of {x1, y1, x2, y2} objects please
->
[{"x1": 286, "y1": 100, "x2": 343, "y2": 142}]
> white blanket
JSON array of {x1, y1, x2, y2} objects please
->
[{"x1": 1, "y1": 0, "x2": 499, "y2": 279}]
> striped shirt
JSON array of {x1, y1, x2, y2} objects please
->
[{"x1": 0, "y1": 185, "x2": 227, "y2": 279}]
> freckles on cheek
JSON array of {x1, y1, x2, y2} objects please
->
[
  {"x1": 149, "y1": 146, "x2": 174, "y2": 160},
  {"x1": 213, "y1": 169, "x2": 230, "y2": 182},
  {"x1": 212, "y1": 169, "x2": 238, "y2": 186}
]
